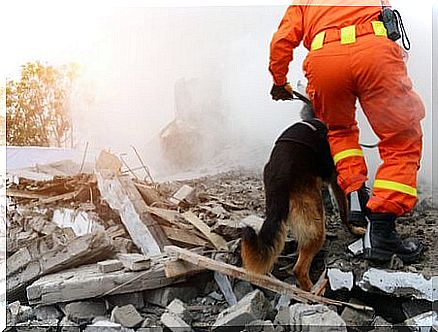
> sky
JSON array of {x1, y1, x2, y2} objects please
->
[{"x1": 1, "y1": 0, "x2": 436, "y2": 187}]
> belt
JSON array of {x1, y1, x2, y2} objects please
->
[{"x1": 311, "y1": 21, "x2": 387, "y2": 51}]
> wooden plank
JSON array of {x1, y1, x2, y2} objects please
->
[
  {"x1": 7, "y1": 231, "x2": 114, "y2": 299},
  {"x1": 96, "y1": 153, "x2": 171, "y2": 256},
  {"x1": 164, "y1": 259, "x2": 205, "y2": 279},
  {"x1": 27, "y1": 259, "x2": 183, "y2": 305},
  {"x1": 161, "y1": 225, "x2": 211, "y2": 248},
  {"x1": 164, "y1": 246, "x2": 373, "y2": 312},
  {"x1": 182, "y1": 212, "x2": 228, "y2": 250},
  {"x1": 6, "y1": 189, "x2": 48, "y2": 200},
  {"x1": 116, "y1": 253, "x2": 151, "y2": 271}
]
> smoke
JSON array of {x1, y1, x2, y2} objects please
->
[{"x1": 67, "y1": 6, "x2": 433, "y2": 188}]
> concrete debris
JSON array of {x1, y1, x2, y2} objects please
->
[
  {"x1": 167, "y1": 299, "x2": 193, "y2": 323},
  {"x1": 111, "y1": 304, "x2": 144, "y2": 328},
  {"x1": 327, "y1": 268, "x2": 354, "y2": 291},
  {"x1": 160, "y1": 312, "x2": 194, "y2": 332},
  {"x1": 33, "y1": 305, "x2": 63, "y2": 321},
  {"x1": 62, "y1": 300, "x2": 107, "y2": 324},
  {"x1": 106, "y1": 292, "x2": 145, "y2": 310},
  {"x1": 371, "y1": 316, "x2": 392, "y2": 331},
  {"x1": 145, "y1": 286, "x2": 198, "y2": 307},
  {"x1": 52, "y1": 208, "x2": 105, "y2": 236},
  {"x1": 340, "y1": 299, "x2": 374, "y2": 330},
  {"x1": 289, "y1": 303, "x2": 347, "y2": 332},
  {"x1": 404, "y1": 311, "x2": 437, "y2": 331},
  {"x1": 212, "y1": 290, "x2": 271, "y2": 331},
  {"x1": 357, "y1": 268, "x2": 438, "y2": 301},
  {"x1": 347, "y1": 238, "x2": 363, "y2": 256},
  {"x1": 245, "y1": 320, "x2": 275, "y2": 332},
  {"x1": 233, "y1": 280, "x2": 254, "y2": 301},
  {"x1": 5, "y1": 163, "x2": 437, "y2": 330},
  {"x1": 169, "y1": 184, "x2": 197, "y2": 206}
]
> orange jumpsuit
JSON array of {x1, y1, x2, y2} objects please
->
[{"x1": 269, "y1": 1, "x2": 425, "y2": 216}]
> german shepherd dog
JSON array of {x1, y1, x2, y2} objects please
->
[{"x1": 241, "y1": 108, "x2": 365, "y2": 291}]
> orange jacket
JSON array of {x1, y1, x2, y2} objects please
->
[{"x1": 269, "y1": 0, "x2": 390, "y2": 85}]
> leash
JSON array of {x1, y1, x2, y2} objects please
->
[{"x1": 289, "y1": 91, "x2": 378, "y2": 149}]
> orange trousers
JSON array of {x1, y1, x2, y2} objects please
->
[{"x1": 304, "y1": 34, "x2": 425, "y2": 216}]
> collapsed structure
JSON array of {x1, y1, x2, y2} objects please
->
[{"x1": 5, "y1": 151, "x2": 437, "y2": 331}]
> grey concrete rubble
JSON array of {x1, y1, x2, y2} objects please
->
[
  {"x1": 233, "y1": 280, "x2": 254, "y2": 301},
  {"x1": 357, "y1": 268, "x2": 438, "y2": 301},
  {"x1": 327, "y1": 268, "x2": 354, "y2": 291},
  {"x1": 273, "y1": 295, "x2": 291, "y2": 326},
  {"x1": 111, "y1": 304, "x2": 144, "y2": 328},
  {"x1": 33, "y1": 304, "x2": 63, "y2": 321},
  {"x1": 245, "y1": 319, "x2": 275, "y2": 332},
  {"x1": 347, "y1": 238, "x2": 364, "y2": 256},
  {"x1": 106, "y1": 292, "x2": 145, "y2": 310},
  {"x1": 212, "y1": 289, "x2": 272, "y2": 331},
  {"x1": 7, "y1": 301, "x2": 35, "y2": 325},
  {"x1": 404, "y1": 311, "x2": 437, "y2": 331},
  {"x1": 116, "y1": 253, "x2": 151, "y2": 271},
  {"x1": 144, "y1": 286, "x2": 198, "y2": 307},
  {"x1": 160, "y1": 312, "x2": 194, "y2": 332},
  {"x1": 289, "y1": 303, "x2": 347, "y2": 332},
  {"x1": 340, "y1": 299, "x2": 374, "y2": 330},
  {"x1": 167, "y1": 299, "x2": 193, "y2": 323},
  {"x1": 59, "y1": 316, "x2": 81, "y2": 332},
  {"x1": 62, "y1": 300, "x2": 107, "y2": 324}
]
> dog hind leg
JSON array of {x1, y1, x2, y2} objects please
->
[{"x1": 289, "y1": 183, "x2": 326, "y2": 291}]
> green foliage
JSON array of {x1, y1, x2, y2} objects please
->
[{"x1": 6, "y1": 62, "x2": 80, "y2": 146}]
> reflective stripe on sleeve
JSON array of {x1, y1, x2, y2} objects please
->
[
  {"x1": 333, "y1": 148, "x2": 364, "y2": 164},
  {"x1": 374, "y1": 179, "x2": 417, "y2": 197}
]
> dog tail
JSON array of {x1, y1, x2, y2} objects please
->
[
  {"x1": 329, "y1": 174, "x2": 366, "y2": 236},
  {"x1": 241, "y1": 190, "x2": 289, "y2": 275}
]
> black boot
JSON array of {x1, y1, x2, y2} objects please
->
[
  {"x1": 363, "y1": 213, "x2": 424, "y2": 263},
  {"x1": 348, "y1": 185, "x2": 370, "y2": 227}
]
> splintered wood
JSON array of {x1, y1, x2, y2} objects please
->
[{"x1": 164, "y1": 246, "x2": 373, "y2": 312}]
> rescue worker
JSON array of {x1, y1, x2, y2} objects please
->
[{"x1": 269, "y1": 0, "x2": 425, "y2": 263}]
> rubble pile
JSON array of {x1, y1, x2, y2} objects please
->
[{"x1": 5, "y1": 153, "x2": 437, "y2": 331}]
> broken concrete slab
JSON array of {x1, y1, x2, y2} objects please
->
[
  {"x1": 327, "y1": 268, "x2": 354, "y2": 291},
  {"x1": 111, "y1": 304, "x2": 144, "y2": 328},
  {"x1": 27, "y1": 259, "x2": 181, "y2": 305},
  {"x1": 404, "y1": 311, "x2": 437, "y2": 332},
  {"x1": 7, "y1": 301, "x2": 35, "y2": 325},
  {"x1": 62, "y1": 300, "x2": 107, "y2": 324},
  {"x1": 289, "y1": 303, "x2": 347, "y2": 332},
  {"x1": 167, "y1": 299, "x2": 192, "y2": 323},
  {"x1": 357, "y1": 268, "x2": 437, "y2": 301},
  {"x1": 96, "y1": 152, "x2": 170, "y2": 256},
  {"x1": 233, "y1": 280, "x2": 254, "y2": 301},
  {"x1": 7, "y1": 231, "x2": 114, "y2": 297},
  {"x1": 59, "y1": 316, "x2": 81, "y2": 332},
  {"x1": 212, "y1": 289, "x2": 271, "y2": 331},
  {"x1": 84, "y1": 320, "x2": 131, "y2": 332},
  {"x1": 273, "y1": 295, "x2": 291, "y2": 326},
  {"x1": 245, "y1": 320, "x2": 275, "y2": 332},
  {"x1": 14, "y1": 319, "x2": 59, "y2": 332}
]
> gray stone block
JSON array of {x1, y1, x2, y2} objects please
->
[{"x1": 111, "y1": 305, "x2": 144, "y2": 328}]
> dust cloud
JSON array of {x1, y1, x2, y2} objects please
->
[{"x1": 66, "y1": 6, "x2": 432, "y2": 189}]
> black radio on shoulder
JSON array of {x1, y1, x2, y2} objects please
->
[{"x1": 379, "y1": 7, "x2": 401, "y2": 41}]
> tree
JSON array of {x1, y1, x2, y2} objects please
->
[{"x1": 6, "y1": 62, "x2": 79, "y2": 147}]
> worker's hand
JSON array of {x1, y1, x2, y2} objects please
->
[{"x1": 270, "y1": 83, "x2": 294, "y2": 101}]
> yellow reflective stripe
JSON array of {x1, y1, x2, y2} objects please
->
[
  {"x1": 374, "y1": 179, "x2": 417, "y2": 197},
  {"x1": 372, "y1": 21, "x2": 387, "y2": 37},
  {"x1": 311, "y1": 31, "x2": 326, "y2": 51},
  {"x1": 333, "y1": 149, "x2": 364, "y2": 164},
  {"x1": 340, "y1": 25, "x2": 356, "y2": 44}
]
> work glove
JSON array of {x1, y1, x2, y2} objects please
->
[{"x1": 270, "y1": 83, "x2": 293, "y2": 101}]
